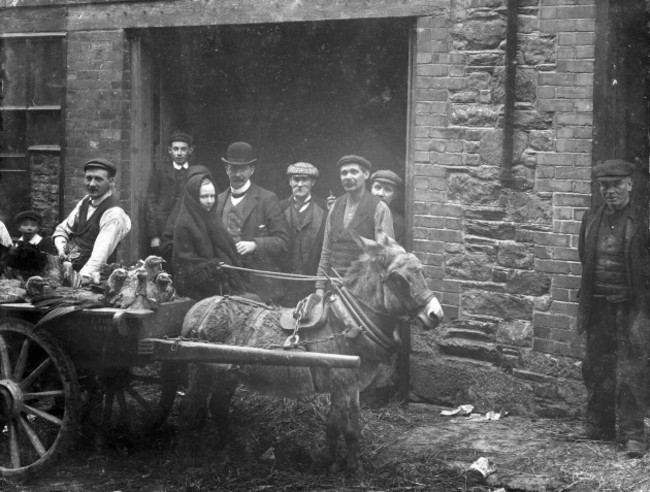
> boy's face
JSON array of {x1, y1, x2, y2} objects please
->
[
  {"x1": 19, "y1": 219, "x2": 39, "y2": 237},
  {"x1": 168, "y1": 140, "x2": 193, "y2": 165}
]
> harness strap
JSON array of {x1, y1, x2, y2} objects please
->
[{"x1": 329, "y1": 280, "x2": 395, "y2": 352}]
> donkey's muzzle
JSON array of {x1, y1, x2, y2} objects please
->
[{"x1": 417, "y1": 295, "x2": 444, "y2": 330}]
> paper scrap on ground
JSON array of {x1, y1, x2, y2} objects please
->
[{"x1": 440, "y1": 404, "x2": 474, "y2": 416}]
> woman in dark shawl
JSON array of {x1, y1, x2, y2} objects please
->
[{"x1": 172, "y1": 168, "x2": 244, "y2": 299}]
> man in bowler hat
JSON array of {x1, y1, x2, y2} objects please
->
[
  {"x1": 53, "y1": 158, "x2": 131, "y2": 285},
  {"x1": 145, "y1": 130, "x2": 196, "y2": 265},
  {"x1": 216, "y1": 141, "x2": 289, "y2": 302},
  {"x1": 578, "y1": 159, "x2": 650, "y2": 458}
]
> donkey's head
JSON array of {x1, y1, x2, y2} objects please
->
[{"x1": 345, "y1": 231, "x2": 444, "y2": 330}]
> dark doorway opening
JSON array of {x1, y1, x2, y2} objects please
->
[{"x1": 136, "y1": 19, "x2": 411, "y2": 225}]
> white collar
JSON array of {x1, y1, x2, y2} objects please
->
[
  {"x1": 89, "y1": 191, "x2": 112, "y2": 207},
  {"x1": 230, "y1": 180, "x2": 251, "y2": 196},
  {"x1": 173, "y1": 162, "x2": 189, "y2": 171},
  {"x1": 19, "y1": 234, "x2": 43, "y2": 245}
]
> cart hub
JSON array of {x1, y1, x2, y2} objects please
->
[{"x1": 0, "y1": 380, "x2": 23, "y2": 423}]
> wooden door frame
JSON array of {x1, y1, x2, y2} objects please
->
[{"x1": 129, "y1": 33, "x2": 155, "y2": 263}]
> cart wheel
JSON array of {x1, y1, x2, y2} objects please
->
[
  {"x1": 0, "y1": 318, "x2": 79, "y2": 480},
  {"x1": 91, "y1": 361, "x2": 183, "y2": 436}
]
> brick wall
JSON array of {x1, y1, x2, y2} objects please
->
[
  {"x1": 413, "y1": 0, "x2": 595, "y2": 359},
  {"x1": 64, "y1": 29, "x2": 131, "y2": 217}
]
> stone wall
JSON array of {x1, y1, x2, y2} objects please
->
[
  {"x1": 29, "y1": 151, "x2": 61, "y2": 235},
  {"x1": 413, "y1": 0, "x2": 595, "y2": 362},
  {"x1": 408, "y1": 0, "x2": 597, "y2": 415}
]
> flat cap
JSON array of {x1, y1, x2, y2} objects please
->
[
  {"x1": 371, "y1": 169, "x2": 403, "y2": 188},
  {"x1": 168, "y1": 131, "x2": 194, "y2": 147},
  {"x1": 336, "y1": 155, "x2": 372, "y2": 171},
  {"x1": 14, "y1": 210, "x2": 43, "y2": 225},
  {"x1": 84, "y1": 158, "x2": 117, "y2": 177},
  {"x1": 287, "y1": 162, "x2": 319, "y2": 177},
  {"x1": 593, "y1": 159, "x2": 635, "y2": 180}
]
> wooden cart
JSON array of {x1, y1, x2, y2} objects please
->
[{"x1": 0, "y1": 300, "x2": 359, "y2": 480}]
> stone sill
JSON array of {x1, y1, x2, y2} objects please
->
[{"x1": 28, "y1": 145, "x2": 61, "y2": 152}]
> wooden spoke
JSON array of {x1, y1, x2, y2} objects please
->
[
  {"x1": 0, "y1": 318, "x2": 79, "y2": 480},
  {"x1": 20, "y1": 358, "x2": 52, "y2": 390},
  {"x1": 0, "y1": 334, "x2": 12, "y2": 379},
  {"x1": 18, "y1": 415, "x2": 47, "y2": 457},
  {"x1": 23, "y1": 390, "x2": 65, "y2": 400},
  {"x1": 8, "y1": 420, "x2": 20, "y2": 469},
  {"x1": 13, "y1": 337, "x2": 31, "y2": 381},
  {"x1": 125, "y1": 386, "x2": 154, "y2": 415},
  {"x1": 22, "y1": 404, "x2": 63, "y2": 427}
]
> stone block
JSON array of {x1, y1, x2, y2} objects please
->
[
  {"x1": 491, "y1": 67, "x2": 537, "y2": 104},
  {"x1": 507, "y1": 271, "x2": 551, "y2": 295},
  {"x1": 496, "y1": 320, "x2": 533, "y2": 347},
  {"x1": 497, "y1": 241, "x2": 535, "y2": 269},
  {"x1": 529, "y1": 130, "x2": 555, "y2": 151},
  {"x1": 507, "y1": 192, "x2": 552, "y2": 224},
  {"x1": 448, "y1": 173, "x2": 502, "y2": 206},
  {"x1": 464, "y1": 207, "x2": 507, "y2": 221},
  {"x1": 438, "y1": 338, "x2": 503, "y2": 364},
  {"x1": 478, "y1": 129, "x2": 529, "y2": 166},
  {"x1": 514, "y1": 110, "x2": 554, "y2": 130},
  {"x1": 519, "y1": 32, "x2": 556, "y2": 65},
  {"x1": 450, "y1": 104, "x2": 500, "y2": 126},
  {"x1": 445, "y1": 253, "x2": 493, "y2": 281},
  {"x1": 451, "y1": 18, "x2": 507, "y2": 50},
  {"x1": 462, "y1": 289, "x2": 534, "y2": 320},
  {"x1": 465, "y1": 220, "x2": 516, "y2": 240}
]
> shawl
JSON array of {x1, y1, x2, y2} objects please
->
[{"x1": 172, "y1": 171, "x2": 244, "y2": 298}]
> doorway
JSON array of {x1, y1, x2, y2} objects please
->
[{"x1": 130, "y1": 19, "x2": 412, "y2": 257}]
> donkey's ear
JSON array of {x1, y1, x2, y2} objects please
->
[
  {"x1": 350, "y1": 230, "x2": 382, "y2": 256},
  {"x1": 376, "y1": 229, "x2": 395, "y2": 247}
]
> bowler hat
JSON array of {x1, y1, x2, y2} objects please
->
[
  {"x1": 168, "y1": 130, "x2": 194, "y2": 147},
  {"x1": 336, "y1": 155, "x2": 372, "y2": 172},
  {"x1": 287, "y1": 162, "x2": 319, "y2": 177},
  {"x1": 593, "y1": 159, "x2": 635, "y2": 181},
  {"x1": 221, "y1": 142, "x2": 257, "y2": 166},
  {"x1": 84, "y1": 158, "x2": 117, "y2": 177},
  {"x1": 14, "y1": 210, "x2": 43, "y2": 226},
  {"x1": 371, "y1": 170, "x2": 403, "y2": 188}
]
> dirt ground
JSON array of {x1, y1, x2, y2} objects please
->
[{"x1": 4, "y1": 390, "x2": 650, "y2": 492}]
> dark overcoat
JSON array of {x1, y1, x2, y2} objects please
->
[
  {"x1": 279, "y1": 195, "x2": 327, "y2": 276},
  {"x1": 216, "y1": 183, "x2": 290, "y2": 301},
  {"x1": 145, "y1": 165, "x2": 189, "y2": 240},
  {"x1": 577, "y1": 204, "x2": 650, "y2": 334}
]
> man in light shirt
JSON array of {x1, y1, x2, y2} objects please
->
[
  {"x1": 53, "y1": 158, "x2": 131, "y2": 285},
  {"x1": 315, "y1": 155, "x2": 394, "y2": 296}
]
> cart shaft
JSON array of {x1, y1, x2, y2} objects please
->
[{"x1": 138, "y1": 338, "x2": 360, "y2": 368}]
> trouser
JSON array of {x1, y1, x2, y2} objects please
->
[{"x1": 582, "y1": 300, "x2": 649, "y2": 443}]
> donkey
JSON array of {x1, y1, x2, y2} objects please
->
[{"x1": 178, "y1": 231, "x2": 444, "y2": 472}]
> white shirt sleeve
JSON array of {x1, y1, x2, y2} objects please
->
[
  {"x1": 79, "y1": 207, "x2": 131, "y2": 277},
  {"x1": 53, "y1": 199, "x2": 84, "y2": 251},
  {"x1": 0, "y1": 221, "x2": 12, "y2": 248}
]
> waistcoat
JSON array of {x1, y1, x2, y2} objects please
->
[
  {"x1": 70, "y1": 194, "x2": 120, "y2": 267},
  {"x1": 329, "y1": 192, "x2": 380, "y2": 277},
  {"x1": 222, "y1": 196, "x2": 245, "y2": 243}
]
